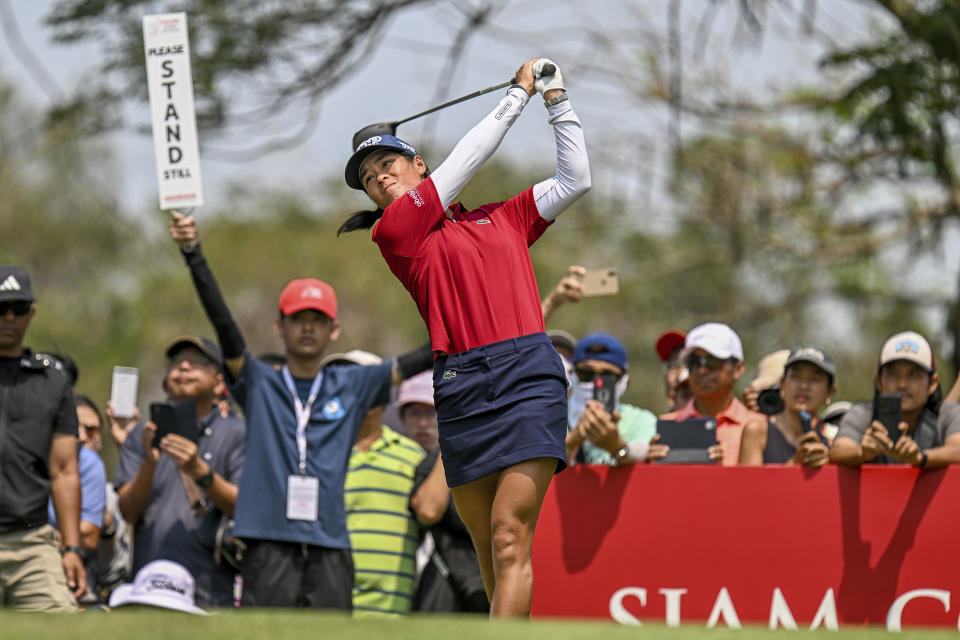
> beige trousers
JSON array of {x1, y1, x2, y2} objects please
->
[{"x1": 0, "y1": 524, "x2": 77, "y2": 611}]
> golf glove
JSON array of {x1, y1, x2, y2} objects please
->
[{"x1": 534, "y1": 58, "x2": 565, "y2": 95}]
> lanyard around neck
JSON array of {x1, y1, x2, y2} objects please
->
[{"x1": 281, "y1": 365, "x2": 324, "y2": 475}]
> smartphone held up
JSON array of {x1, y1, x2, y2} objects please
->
[
  {"x1": 580, "y1": 268, "x2": 619, "y2": 297},
  {"x1": 110, "y1": 366, "x2": 139, "y2": 419}
]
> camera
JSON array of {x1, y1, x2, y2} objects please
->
[{"x1": 756, "y1": 386, "x2": 784, "y2": 416}]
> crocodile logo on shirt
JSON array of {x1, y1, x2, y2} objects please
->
[{"x1": 476, "y1": 219, "x2": 491, "y2": 224}]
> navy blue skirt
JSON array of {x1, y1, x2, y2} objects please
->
[{"x1": 432, "y1": 332, "x2": 568, "y2": 487}]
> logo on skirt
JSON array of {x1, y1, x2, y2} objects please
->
[{"x1": 442, "y1": 370, "x2": 456, "y2": 380}]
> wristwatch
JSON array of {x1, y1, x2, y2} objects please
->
[
  {"x1": 545, "y1": 91, "x2": 569, "y2": 107},
  {"x1": 60, "y1": 545, "x2": 85, "y2": 559},
  {"x1": 195, "y1": 470, "x2": 215, "y2": 488},
  {"x1": 914, "y1": 450, "x2": 928, "y2": 468},
  {"x1": 614, "y1": 445, "x2": 631, "y2": 466}
]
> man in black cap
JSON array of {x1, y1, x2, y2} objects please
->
[
  {"x1": 114, "y1": 335, "x2": 245, "y2": 607},
  {"x1": 0, "y1": 265, "x2": 86, "y2": 609}
]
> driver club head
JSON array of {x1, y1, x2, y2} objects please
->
[{"x1": 351, "y1": 122, "x2": 398, "y2": 151}]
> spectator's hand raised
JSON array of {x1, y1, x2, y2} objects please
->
[
  {"x1": 578, "y1": 400, "x2": 621, "y2": 455},
  {"x1": 793, "y1": 431, "x2": 829, "y2": 468},
  {"x1": 646, "y1": 433, "x2": 669, "y2": 463},
  {"x1": 551, "y1": 266, "x2": 585, "y2": 305},
  {"x1": 861, "y1": 421, "x2": 893, "y2": 461},
  {"x1": 890, "y1": 423, "x2": 923, "y2": 465},
  {"x1": 169, "y1": 211, "x2": 198, "y2": 249},
  {"x1": 160, "y1": 433, "x2": 207, "y2": 480},
  {"x1": 541, "y1": 265, "x2": 586, "y2": 321},
  {"x1": 107, "y1": 401, "x2": 139, "y2": 447},
  {"x1": 141, "y1": 421, "x2": 161, "y2": 464}
]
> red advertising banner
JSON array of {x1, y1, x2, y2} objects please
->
[{"x1": 531, "y1": 465, "x2": 960, "y2": 630}]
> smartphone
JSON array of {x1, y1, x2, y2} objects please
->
[
  {"x1": 874, "y1": 393, "x2": 902, "y2": 443},
  {"x1": 799, "y1": 411, "x2": 814, "y2": 433},
  {"x1": 110, "y1": 366, "x2": 139, "y2": 419},
  {"x1": 150, "y1": 402, "x2": 178, "y2": 449},
  {"x1": 593, "y1": 372, "x2": 618, "y2": 414},
  {"x1": 581, "y1": 268, "x2": 619, "y2": 297},
  {"x1": 150, "y1": 398, "x2": 199, "y2": 449},
  {"x1": 655, "y1": 417, "x2": 717, "y2": 463}
]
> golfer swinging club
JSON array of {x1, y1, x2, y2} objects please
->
[{"x1": 340, "y1": 58, "x2": 590, "y2": 617}]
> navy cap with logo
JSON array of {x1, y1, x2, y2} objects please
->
[
  {"x1": 165, "y1": 335, "x2": 224, "y2": 371},
  {"x1": 784, "y1": 345, "x2": 836, "y2": 380},
  {"x1": 573, "y1": 333, "x2": 629, "y2": 371},
  {"x1": 344, "y1": 134, "x2": 419, "y2": 190},
  {"x1": 0, "y1": 266, "x2": 35, "y2": 302}
]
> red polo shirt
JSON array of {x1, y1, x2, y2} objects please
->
[
  {"x1": 372, "y1": 177, "x2": 551, "y2": 355},
  {"x1": 660, "y1": 397, "x2": 763, "y2": 466}
]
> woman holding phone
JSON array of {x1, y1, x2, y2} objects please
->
[
  {"x1": 339, "y1": 58, "x2": 589, "y2": 616},
  {"x1": 739, "y1": 346, "x2": 836, "y2": 467}
]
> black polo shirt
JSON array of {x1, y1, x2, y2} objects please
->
[{"x1": 0, "y1": 348, "x2": 78, "y2": 532}]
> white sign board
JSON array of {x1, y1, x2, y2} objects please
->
[{"x1": 143, "y1": 12, "x2": 204, "y2": 209}]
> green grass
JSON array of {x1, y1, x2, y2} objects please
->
[{"x1": 1, "y1": 610, "x2": 956, "y2": 640}]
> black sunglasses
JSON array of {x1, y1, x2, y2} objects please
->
[
  {"x1": 0, "y1": 301, "x2": 31, "y2": 317},
  {"x1": 574, "y1": 367, "x2": 623, "y2": 384},
  {"x1": 685, "y1": 354, "x2": 736, "y2": 372},
  {"x1": 168, "y1": 351, "x2": 214, "y2": 368}
]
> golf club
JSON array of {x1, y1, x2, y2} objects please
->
[{"x1": 351, "y1": 64, "x2": 556, "y2": 150}]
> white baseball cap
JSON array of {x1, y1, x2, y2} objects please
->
[
  {"x1": 108, "y1": 560, "x2": 208, "y2": 615},
  {"x1": 681, "y1": 323, "x2": 744, "y2": 362},
  {"x1": 398, "y1": 370, "x2": 434, "y2": 408},
  {"x1": 879, "y1": 331, "x2": 935, "y2": 373},
  {"x1": 320, "y1": 349, "x2": 383, "y2": 368}
]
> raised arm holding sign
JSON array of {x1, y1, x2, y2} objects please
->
[{"x1": 143, "y1": 12, "x2": 204, "y2": 209}]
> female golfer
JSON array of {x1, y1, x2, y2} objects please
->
[{"x1": 340, "y1": 58, "x2": 589, "y2": 616}]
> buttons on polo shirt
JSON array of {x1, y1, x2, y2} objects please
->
[{"x1": 203, "y1": 452, "x2": 212, "y2": 461}]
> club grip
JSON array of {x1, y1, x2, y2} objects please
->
[{"x1": 509, "y1": 63, "x2": 557, "y2": 85}]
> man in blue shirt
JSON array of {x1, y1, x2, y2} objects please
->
[{"x1": 168, "y1": 213, "x2": 433, "y2": 609}]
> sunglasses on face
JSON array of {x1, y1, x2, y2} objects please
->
[
  {"x1": 574, "y1": 367, "x2": 623, "y2": 383},
  {"x1": 685, "y1": 354, "x2": 736, "y2": 373},
  {"x1": 0, "y1": 301, "x2": 31, "y2": 317},
  {"x1": 168, "y1": 352, "x2": 214, "y2": 368}
]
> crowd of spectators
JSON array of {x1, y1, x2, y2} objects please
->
[{"x1": 3, "y1": 257, "x2": 960, "y2": 615}]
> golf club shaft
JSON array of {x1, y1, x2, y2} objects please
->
[
  {"x1": 394, "y1": 80, "x2": 513, "y2": 127},
  {"x1": 394, "y1": 64, "x2": 557, "y2": 127}
]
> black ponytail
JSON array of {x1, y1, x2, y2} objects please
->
[{"x1": 337, "y1": 209, "x2": 384, "y2": 236}]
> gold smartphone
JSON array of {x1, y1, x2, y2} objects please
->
[{"x1": 581, "y1": 268, "x2": 619, "y2": 296}]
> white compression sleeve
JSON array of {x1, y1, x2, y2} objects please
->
[
  {"x1": 532, "y1": 99, "x2": 591, "y2": 221},
  {"x1": 431, "y1": 86, "x2": 530, "y2": 209}
]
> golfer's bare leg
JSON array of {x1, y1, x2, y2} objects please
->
[
  {"x1": 451, "y1": 472, "x2": 499, "y2": 602},
  {"x1": 488, "y1": 457, "x2": 556, "y2": 618}
]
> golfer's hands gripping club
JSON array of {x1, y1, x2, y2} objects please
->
[
  {"x1": 534, "y1": 58, "x2": 564, "y2": 98},
  {"x1": 513, "y1": 58, "x2": 559, "y2": 98}
]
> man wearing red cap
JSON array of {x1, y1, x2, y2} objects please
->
[
  {"x1": 655, "y1": 330, "x2": 686, "y2": 411},
  {"x1": 169, "y1": 214, "x2": 432, "y2": 610}
]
